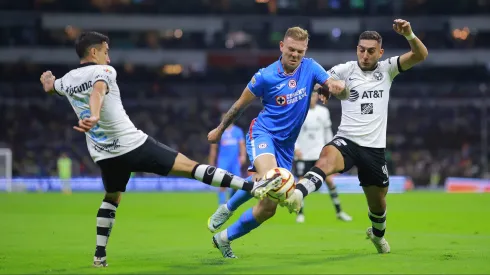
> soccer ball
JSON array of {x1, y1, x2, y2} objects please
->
[{"x1": 263, "y1": 167, "x2": 296, "y2": 203}]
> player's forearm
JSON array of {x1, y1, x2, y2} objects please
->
[
  {"x1": 406, "y1": 36, "x2": 428, "y2": 62},
  {"x1": 89, "y1": 89, "x2": 105, "y2": 119},
  {"x1": 218, "y1": 102, "x2": 246, "y2": 132},
  {"x1": 335, "y1": 89, "x2": 350, "y2": 100}
]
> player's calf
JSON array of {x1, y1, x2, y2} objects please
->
[
  {"x1": 363, "y1": 185, "x2": 389, "y2": 253},
  {"x1": 94, "y1": 194, "x2": 119, "y2": 267}
]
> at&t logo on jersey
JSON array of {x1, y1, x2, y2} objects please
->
[
  {"x1": 275, "y1": 87, "x2": 307, "y2": 106},
  {"x1": 349, "y1": 90, "x2": 384, "y2": 101}
]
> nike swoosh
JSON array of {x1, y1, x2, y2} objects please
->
[
  {"x1": 213, "y1": 221, "x2": 225, "y2": 228},
  {"x1": 348, "y1": 78, "x2": 355, "y2": 81}
]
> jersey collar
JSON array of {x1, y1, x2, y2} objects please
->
[
  {"x1": 277, "y1": 56, "x2": 302, "y2": 76},
  {"x1": 356, "y1": 61, "x2": 379, "y2": 72},
  {"x1": 77, "y1": 62, "x2": 98, "y2": 68}
]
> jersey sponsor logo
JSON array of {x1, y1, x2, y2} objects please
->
[
  {"x1": 258, "y1": 143, "x2": 267, "y2": 149},
  {"x1": 351, "y1": 89, "x2": 383, "y2": 101},
  {"x1": 275, "y1": 87, "x2": 307, "y2": 106},
  {"x1": 93, "y1": 139, "x2": 121, "y2": 153},
  {"x1": 65, "y1": 81, "x2": 93, "y2": 96},
  {"x1": 361, "y1": 90, "x2": 384, "y2": 99},
  {"x1": 276, "y1": 95, "x2": 287, "y2": 106},
  {"x1": 103, "y1": 68, "x2": 112, "y2": 74},
  {"x1": 348, "y1": 90, "x2": 360, "y2": 102},
  {"x1": 288, "y1": 79, "x2": 297, "y2": 88},
  {"x1": 361, "y1": 103, "x2": 374, "y2": 114},
  {"x1": 373, "y1": 71, "x2": 383, "y2": 81}
]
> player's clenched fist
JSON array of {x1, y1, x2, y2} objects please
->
[
  {"x1": 40, "y1": 70, "x2": 55, "y2": 93},
  {"x1": 327, "y1": 79, "x2": 346, "y2": 95},
  {"x1": 207, "y1": 128, "x2": 223, "y2": 144},
  {"x1": 393, "y1": 19, "x2": 412, "y2": 36}
]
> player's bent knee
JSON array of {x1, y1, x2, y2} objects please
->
[
  {"x1": 315, "y1": 145, "x2": 344, "y2": 175},
  {"x1": 170, "y1": 153, "x2": 199, "y2": 176}
]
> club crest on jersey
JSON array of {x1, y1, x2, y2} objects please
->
[
  {"x1": 288, "y1": 79, "x2": 297, "y2": 88},
  {"x1": 373, "y1": 71, "x2": 383, "y2": 81},
  {"x1": 103, "y1": 68, "x2": 112, "y2": 74},
  {"x1": 275, "y1": 95, "x2": 287, "y2": 106},
  {"x1": 258, "y1": 143, "x2": 267, "y2": 149},
  {"x1": 251, "y1": 76, "x2": 256, "y2": 86}
]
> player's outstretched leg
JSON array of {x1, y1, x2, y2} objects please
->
[
  {"x1": 363, "y1": 185, "x2": 390, "y2": 253},
  {"x1": 168, "y1": 153, "x2": 281, "y2": 198},
  {"x1": 93, "y1": 192, "x2": 120, "y2": 267},
  {"x1": 325, "y1": 174, "x2": 352, "y2": 222}
]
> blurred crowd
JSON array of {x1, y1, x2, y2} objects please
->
[
  {"x1": 1, "y1": 64, "x2": 488, "y2": 186},
  {"x1": 5, "y1": 0, "x2": 490, "y2": 15},
  {"x1": 1, "y1": 0, "x2": 489, "y2": 186}
]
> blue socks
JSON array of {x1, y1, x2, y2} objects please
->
[
  {"x1": 226, "y1": 175, "x2": 253, "y2": 211},
  {"x1": 226, "y1": 208, "x2": 261, "y2": 241},
  {"x1": 218, "y1": 191, "x2": 227, "y2": 205}
]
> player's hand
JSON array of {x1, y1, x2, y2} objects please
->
[
  {"x1": 207, "y1": 128, "x2": 223, "y2": 144},
  {"x1": 327, "y1": 79, "x2": 346, "y2": 95},
  {"x1": 393, "y1": 19, "x2": 412, "y2": 36},
  {"x1": 40, "y1": 71, "x2": 55, "y2": 93},
  {"x1": 73, "y1": 116, "x2": 99, "y2": 133}
]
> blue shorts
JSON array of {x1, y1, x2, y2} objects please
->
[
  {"x1": 217, "y1": 159, "x2": 241, "y2": 177},
  {"x1": 246, "y1": 119, "x2": 294, "y2": 172}
]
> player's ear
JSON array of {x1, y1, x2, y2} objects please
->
[
  {"x1": 279, "y1": 40, "x2": 284, "y2": 50},
  {"x1": 379, "y1": 48, "x2": 384, "y2": 58}
]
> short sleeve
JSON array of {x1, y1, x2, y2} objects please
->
[
  {"x1": 327, "y1": 62, "x2": 351, "y2": 81},
  {"x1": 311, "y1": 60, "x2": 330, "y2": 85},
  {"x1": 380, "y1": 56, "x2": 403, "y2": 80},
  {"x1": 247, "y1": 69, "x2": 266, "y2": 97},
  {"x1": 92, "y1": 65, "x2": 116, "y2": 94},
  {"x1": 53, "y1": 78, "x2": 65, "y2": 96}
]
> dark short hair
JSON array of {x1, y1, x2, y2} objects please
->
[
  {"x1": 358, "y1": 31, "x2": 382, "y2": 46},
  {"x1": 75, "y1": 31, "x2": 110, "y2": 59}
]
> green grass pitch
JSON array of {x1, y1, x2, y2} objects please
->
[{"x1": 1, "y1": 191, "x2": 489, "y2": 274}]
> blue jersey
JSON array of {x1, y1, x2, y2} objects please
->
[
  {"x1": 247, "y1": 57, "x2": 330, "y2": 143},
  {"x1": 218, "y1": 125, "x2": 245, "y2": 163}
]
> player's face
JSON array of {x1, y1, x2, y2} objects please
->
[
  {"x1": 280, "y1": 37, "x2": 308, "y2": 73},
  {"x1": 357, "y1": 39, "x2": 384, "y2": 70},
  {"x1": 92, "y1": 42, "x2": 111, "y2": 65}
]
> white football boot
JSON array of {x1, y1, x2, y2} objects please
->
[
  {"x1": 212, "y1": 232, "x2": 237, "y2": 258},
  {"x1": 366, "y1": 227, "x2": 391, "y2": 253},
  {"x1": 337, "y1": 211, "x2": 353, "y2": 222}
]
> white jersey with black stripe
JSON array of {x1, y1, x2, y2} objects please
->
[
  {"x1": 54, "y1": 64, "x2": 147, "y2": 162},
  {"x1": 328, "y1": 56, "x2": 402, "y2": 148}
]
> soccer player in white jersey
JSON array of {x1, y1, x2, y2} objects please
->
[
  {"x1": 38, "y1": 31, "x2": 283, "y2": 267},
  {"x1": 281, "y1": 19, "x2": 428, "y2": 253},
  {"x1": 293, "y1": 86, "x2": 352, "y2": 223}
]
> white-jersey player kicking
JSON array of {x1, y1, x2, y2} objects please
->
[
  {"x1": 39, "y1": 31, "x2": 283, "y2": 267},
  {"x1": 282, "y1": 19, "x2": 428, "y2": 253},
  {"x1": 293, "y1": 87, "x2": 352, "y2": 223}
]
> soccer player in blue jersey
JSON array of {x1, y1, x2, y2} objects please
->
[
  {"x1": 206, "y1": 26, "x2": 347, "y2": 258},
  {"x1": 209, "y1": 114, "x2": 247, "y2": 205}
]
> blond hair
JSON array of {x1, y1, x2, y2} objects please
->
[{"x1": 284, "y1": 26, "x2": 309, "y2": 41}]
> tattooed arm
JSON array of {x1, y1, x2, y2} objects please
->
[
  {"x1": 208, "y1": 87, "x2": 256, "y2": 143},
  {"x1": 218, "y1": 90, "x2": 255, "y2": 131}
]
